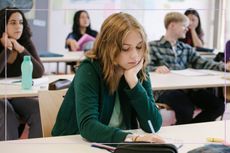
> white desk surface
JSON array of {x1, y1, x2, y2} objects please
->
[
  {"x1": 158, "y1": 120, "x2": 230, "y2": 152},
  {"x1": 150, "y1": 70, "x2": 230, "y2": 90},
  {"x1": 0, "y1": 120, "x2": 229, "y2": 153},
  {"x1": 0, "y1": 75, "x2": 74, "y2": 98},
  {"x1": 40, "y1": 51, "x2": 85, "y2": 63}
]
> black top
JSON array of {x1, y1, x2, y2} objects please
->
[{"x1": 0, "y1": 39, "x2": 44, "y2": 78}]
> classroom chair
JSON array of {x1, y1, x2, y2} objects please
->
[
  {"x1": 157, "y1": 103, "x2": 202, "y2": 126},
  {"x1": 224, "y1": 40, "x2": 230, "y2": 102},
  {"x1": 157, "y1": 103, "x2": 177, "y2": 126},
  {"x1": 38, "y1": 89, "x2": 67, "y2": 137},
  {"x1": 225, "y1": 40, "x2": 230, "y2": 62}
]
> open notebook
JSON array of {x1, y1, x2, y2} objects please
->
[
  {"x1": 0, "y1": 77, "x2": 49, "y2": 86},
  {"x1": 77, "y1": 34, "x2": 96, "y2": 51},
  {"x1": 171, "y1": 69, "x2": 223, "y2": 76}
]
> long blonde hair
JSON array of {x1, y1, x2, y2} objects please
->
[{"x1": 86, "y1": 12, "x2": 149, "y2": 94}]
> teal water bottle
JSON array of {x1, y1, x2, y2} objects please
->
[{"x1": 21, "y1": 55, "x2": 33, "y2": 90}]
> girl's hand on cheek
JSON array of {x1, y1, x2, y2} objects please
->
[
  {"x1": 9, "y1": 39, "x2": 24, "y2": 53},
  {"x1": 124, "y1": 58, "x2": 143, "y2": 77},
  {"x1": 124, "y1": 58, "x2": 144, "y2": 89}
]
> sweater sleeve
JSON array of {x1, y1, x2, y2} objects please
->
[
  {"x1": 0, "y1": 40, "x2": 44, "y2": 78},
  {"x1": 148, "y1": 41, "x2": 168, "y2": 72},
  {"x1": 75, "y1": 63, "x2": 129, "y2": 143},
  {"x1": 123, "y1": 72, "x2": 162, "y2": 133},
  {"x1": 188, "y1": 48, "x2": 225, "y2": 71},
  {"x1": 0, "y1": 46, "x2": 11, "y2": 75}
]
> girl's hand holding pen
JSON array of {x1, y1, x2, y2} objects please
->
[
  {"x1": 132, "y1": 120, "x2": 165, "y2": 143},
  {"x1": 133, "y1": 134, "x2": 165, "y2": 143}
]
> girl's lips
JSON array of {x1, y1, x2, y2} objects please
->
[{"x1": 128, "y1": 61, "x2": 138, "y2": 65}]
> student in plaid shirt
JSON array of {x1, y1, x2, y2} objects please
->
[{"x1": 148, "y1": 12, "x2": 230, "y2": 124}]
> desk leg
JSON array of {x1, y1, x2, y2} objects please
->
[
  {"x1": 65, "y1": 63, "x2": 68, "y2": 74},
  {"x1": 57, "y1": 62, "x2": 59, "y2": 74}
]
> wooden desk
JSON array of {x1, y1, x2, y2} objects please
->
[
  {"x1": 1, "y1": 70, "x2": 230, "y2": 98},
  {"x1": 40, "y1": 51, "x2": 85, "y2": 74},
  {"x1": 150, "y1": 70, "x2": 230, "y2": 90},
  {"x1": 0, "y1": 135, "x2": 107, "y2": 153},
  {"x1": 0, "y1": 120, "x2": 229, "y2": 153},
  {"x1": 0, "y1": 75, "x2": 74, "y2": 98},
  {"x1": 159, "y1": 120, "x2": 230, "y2": 152},
  {"x1": 40, "y1": 52, "x2": 85, "y2": 63}
]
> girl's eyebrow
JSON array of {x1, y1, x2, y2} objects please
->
[
  {"x1": 9, "y1": 19, "x2": 23, "y2": 22},
  {"x1": 9, "y1": 19, "x2": 16, "y2": 22}
]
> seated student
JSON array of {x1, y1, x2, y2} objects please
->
[
  {"x1": 65, "y1": 10, "x2": 98, "y2": 72},
  {"x1": 148, "y1": 12, "x2": 230, "y2": 125},
  {"x1": 65, "y1": 10, "x2": 98, "y2": 51},
  {"x1": 179, "y1": 8, "x2": 204, "y2": 48},
  {"x1": 214, "y1": 40, "x2": 230, "y2": 62},
  {"x1": 225, "y1": 40, "x2": 230, "y2": 62},
  {"x1": 52, "y1": 12, "x2": 164, "y2": 143},
  {"x1": 0, "y1": 7, "x2": 44, "y2": 140}
]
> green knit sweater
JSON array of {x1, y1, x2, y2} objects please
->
[{"x1": 52, "y1": 59, "x2": 162, "y2": 143}]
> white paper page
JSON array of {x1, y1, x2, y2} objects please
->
[
  {"x1": 0, "y1": 77, "x2": 21, "y2": 84},
  {"x1": 195, "y1": 69, "x2": 224, "y2": 75},
  {"x1": 0, "y1": 76, "x2": 49, "y2": 86},
  {"x1": 171, "y1": 69, "x2": 209, "y2": 76}
]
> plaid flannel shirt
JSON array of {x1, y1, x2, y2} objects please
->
[
  {"x1": 148, "y1": 36, "x2": 225, "y2": 100},
  {"x1": 149, "y1": 36, "x2": 225, "y2": 72}
]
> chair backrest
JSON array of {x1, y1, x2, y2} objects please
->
[
  {"x1": 225, "y1": 40, "x2": 230, "y2": 62},
  {"x1": 38, "y1": 89, "x2": 67, "y2": 137},
  {"x1": 224, "y1": 40, "x2": 230, "y2": 102}
]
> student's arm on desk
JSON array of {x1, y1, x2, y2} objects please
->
[{"x1": 155, "y1": 66, "x2": 170, "y2": 73}]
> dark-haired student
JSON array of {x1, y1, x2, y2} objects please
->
[
  {"x1": 180, "y1": 8, "x2": 204, "y2": 48},
  {"x1": 0, "y1": 7, "x2": 44, "y2": 140},
  {"x1": 65, "y1": 10, "x2": 98, "y2": 72},
  {"x1": 52, "y1": 12, "x2": 163, "y2": 143}
]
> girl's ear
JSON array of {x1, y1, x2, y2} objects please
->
[{"x1": 113, "y1": 57, "x2": 118, "y2": 66}]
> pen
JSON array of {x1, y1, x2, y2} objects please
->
[
  {"x1": 147, "y1": 120, "x2": 155, "y2": 133},
  {"x1": 12, "y1": 80, "x2": 21, "y2": 83},
  {"x1": 12, "y1": 80, "x2": 34, "y2": 86},
  {"x1": 91, "y1": 143, "x2": 116, "y2": 152},
  {"x1": 177, "y1": 144, "x2": 183, "y2": 149},
  {"x1": 207, "y1": 137, "x2": 224, "y2": 143}
]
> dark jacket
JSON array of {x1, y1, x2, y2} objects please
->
[{"x1": 0, "y1": 39, "x2": 44, "y2": 78}]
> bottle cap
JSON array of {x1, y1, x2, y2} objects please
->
[{"x1": 23, "y1": 55, "x2": 31, "y2": 61}]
